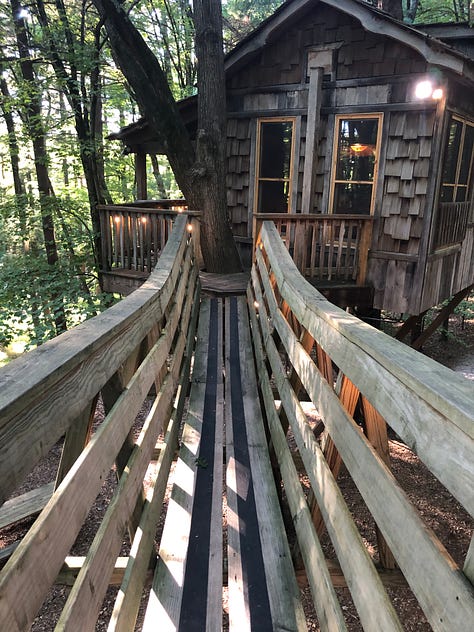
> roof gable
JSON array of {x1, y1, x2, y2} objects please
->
[{"x1": 225, "y1": 0, "x2": 474, "y2": 83}]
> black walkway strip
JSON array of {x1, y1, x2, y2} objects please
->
[
  {"x1": 228, "y1": 296, "x2": 273, "y2": 631},
  {"x1": 179, "y1": 298, "x2": 219, "y2": 631}
]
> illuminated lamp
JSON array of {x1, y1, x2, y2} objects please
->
[
  {"x1": 415, "y1": 80, "x2": 443, "y2": 100},
  {"x1": 415, "y1": 80, "x2": 433, "y2": 99},
  {"x1": 349, "y1": 143, "x2": 374, "y2": 156}
]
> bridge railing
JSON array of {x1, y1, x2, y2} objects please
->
[
  {"x1": 254, "y1": 213, "x2": 374, "y2": 284},
  {"x1": 248, "y1": 220, "x2": 474, "y2": 630},
  {"x1": 1, "y1": 217, "x2": 473, "y2": 630},
  {"x1": 0, "y1": 214, "x2": 200, "y2": 630}
]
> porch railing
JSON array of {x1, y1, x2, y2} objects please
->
[
  {"x1": 254, "y1": 213, "x2": 374, "y2": 284},
  {"x1": 433, "y1": 200, "x2": 472, "y2": 250},
  {"x1": 98, "y1": 205, "x2": 373, "y2": 285},
  {"x1": 98, "y1": 202, "x2": 190, "y2": 273}
]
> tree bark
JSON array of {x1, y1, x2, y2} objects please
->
[
  {"x1": 11, "y1": 0, "x2": 67, "y2": 335},
  {"x1": 381, "y1": 0, "x2": 403, "y2": 20},
  {"x1": 0, "y1": 65, "x2": 27, "y2": 236},
  {"x1": 150, "y1": 155, "x2": 167, "y2": 198},
  {"x1": 193, "y1": 0, "x2": 241, "y2": 271},
  {"x1": 34, "y1": 0, "x2": 113, "y2": 282},
  {"x1": 91, "y1": 0, "x2": 241, "y2": 272}
]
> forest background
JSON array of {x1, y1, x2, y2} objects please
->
[{"x1": 0, "y1": 0, "x2": 471, "y2": 363}]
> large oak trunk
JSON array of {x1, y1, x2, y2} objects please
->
[{"x1": 92, "y1": 0, "x2": 241, "y2": 273}]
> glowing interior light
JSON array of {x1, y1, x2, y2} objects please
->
[
  {"x1": 432, "y1": 88, "x2": 443, "y2": 100},
  {"x1": 114, "y1": 216, "x2": 121, "y2": 223},
  {"x1": 254, "y1": 301, "x2": 259, "y2": 309},
  {"x1": 415, "y1": 80, "x2": 433, "y2": 99},
  {"x1": 187, "y1": 223, "x2": 193, "y2": 232},
  {"x1": 141, "y1": 216, "x2": 147, "y2": 223}
]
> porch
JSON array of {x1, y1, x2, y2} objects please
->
[{"x1": 98, "y1": 201, "x2": 374, "y2": 308}]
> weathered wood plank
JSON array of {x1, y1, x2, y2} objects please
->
[
  {"x1": 0, "y1": 483, "x2": 54, "y2": 530},
  {"x1": 258, "y1": 222, "x2": 474, "y2": 515},
  {"x1": 0, "y1": 221, "x2": 193, "y2": 631},
  {"x1": 248, "y1": 288, "x2": 348, "y2": 632},
  {"x1": 109, "y1": 278, "x2": 201, "y2": 632},
  {"x1": 142, "y1": 298, "x2": 217, "y2": 632},
  {"x1": 56, "y1": 270, "x2": 197, "y2": 631},
  {"x1": 250, "y1": 270, "x2": 403, "y2": 632},
  {"x1": 233, "y1": 296, "x2": 306, "y2": 631}
]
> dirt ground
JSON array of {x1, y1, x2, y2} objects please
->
[{"x1": 1, "y1": 307, "x2": 472, "y2": 631}]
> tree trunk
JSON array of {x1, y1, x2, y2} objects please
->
[
  {"x1": 11, "y1": 0, "x2": 67, "y2": 335},
  {"x1": 34, "y1": 0, "x2": 113, "y2": 284},
  {"x1": 193, "y1": 0, "x2": 241, "y2": 272},
  {"x1": 91, "y1": 0, "x2": 241, "y2": 272},
  {"x1": 0, "y1": 62, "x2": 28, "y2": 245},
  {"x1": 381, "y1": 0, "x2": 403, "y2": 20},
  {"x1": 150, "y1": 155, "x2": 168, "y2": 198}
]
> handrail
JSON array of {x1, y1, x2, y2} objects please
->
[
  {"x1": 0, "y1": 215, "x2": 200, "y2": 629},
  {"x1": 254, "y1": 212, "x2": 374, "y2": 284},
  {"x1": 249, "y1": 220, "x2": 474, "y2": 630},
  {"x1": 0, "y1": 214, "x2": 196, "y2": 504}
]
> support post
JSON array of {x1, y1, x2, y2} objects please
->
[{"x1": 135, "y1": 152, "x2": 148, "y2": 200}]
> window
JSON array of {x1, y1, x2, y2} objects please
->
[
  {"x1": 330, "y1": 114, "x2": 382, "y2": 215},
  {"x1": 255, "y1": 118, "x2": 295, "y2": 213},
  {"x1": 441, "y1": 116, "x2": 474, "y2": 203}
]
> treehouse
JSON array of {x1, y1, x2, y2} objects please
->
[{"x1": 103, "y1": 0, "x2": 474, "y2": 324}]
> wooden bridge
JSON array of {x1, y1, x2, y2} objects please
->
[{"x1": 0, "y1": 214, "x2": 473, "y2": 630}]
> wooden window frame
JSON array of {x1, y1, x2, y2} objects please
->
[
  {"x1": 441, "y1": 115, "x2": 474, "y2": 204},
  {"x1": 254, "y1": 117, "x2": 296, "y2": 214},
  {"x1": 329, "y1": 113, "x2": 383, "y2": 216}
]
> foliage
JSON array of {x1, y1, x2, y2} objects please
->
[
  {"x1": 222, "y1": 0, "x2": 284, "y2": 48},
  {"x1": 0, "y1": 195, "x2": 116, "y2": 351},
  {"x1": 412, "y1": 0, "x2": 471, "y2": 23}
]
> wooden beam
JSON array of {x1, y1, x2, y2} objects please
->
[
  {"x1": 295, "y1": 559, "x2": 409, "y2": 590},
  {"x1": 411, "y1": 284, "x2": 474, "y2": 350},
  {"x1": 55, "y1": 397, "x2": 98, "y2": 488},
  {"x1": 135, "y1": 153, "x2": 147, "y2": 200},
  {"x1": 361, "y1": 397, "x2": 397, "y2": 570},
  {"x1": 0, "y1": 483, "x2": 54, "y2": 530},
  {"x1": 301, "y1": 63, "x2": 323, "y2": 213},
  {"x1": 54, "y1": 556, "x2": 154, "y2": 587}
]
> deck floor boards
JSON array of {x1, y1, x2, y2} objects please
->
[{"x1": 144, "y1": 296, "x2": 305, "y2": 631}]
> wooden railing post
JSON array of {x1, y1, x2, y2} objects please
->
[{"x1": 357, "y1": 218, "x2": 373, "y2": 285}]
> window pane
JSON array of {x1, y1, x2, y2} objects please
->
[
  {"x1": 442, "y1": 120, "x2": 462, "y2": 184},
  {"x1": 455, "y1": 186, "x2": 467, "y2": 203},
  {"x1": 336, "y1": 118, "x2": 378, "y2": 182},
  {"x1": 459, "y1": 124, "x2": 474, "y2": 185},
  {"x1": 440, "y1": 185, "x2": 454, "y2": 203},
  {"x1": 259, "y1": 122, "x2": 293, "y2": 179},
  {"x1": 258, "y1": 180, "x2": 290, "y2": 213},
  {"x1": 333, "y1": 183, "x2": 373, "y2": 214}
]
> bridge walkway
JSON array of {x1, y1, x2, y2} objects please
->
[{"x1": 0, "y1": 215, "x2": 472, "y2": 630}]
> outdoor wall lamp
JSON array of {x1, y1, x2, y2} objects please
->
[{"x1": 415, "y1": 80, "x2": 444, "y2": 100}]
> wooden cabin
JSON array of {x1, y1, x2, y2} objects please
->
[{"x1": 105, "y1": 0, "x2": 474, "y2": 319}]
